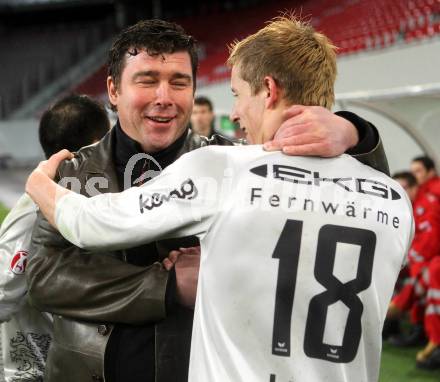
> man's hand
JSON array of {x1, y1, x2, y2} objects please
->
[
  {"x1": 35, "y1": 149, "x2": 74, "y2": 179},
  {"x1": 264, "y1": 105, "x2": 359, "y2": 157},
  {"x1": 162, "y1": 246, "x2": 201, "y2": 270},
  {"x1": 163, "y1": 247, "x2": 201, "y2": 308},
  {"x1": 26, "y1": 149, "x2": 73, "y2": 196},
  {"x1": 25, "y1": 149, "x2": 73, "y2": 227}
]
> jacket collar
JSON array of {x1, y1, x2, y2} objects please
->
[
  {"x1": 81, "y1": 121, "x2": 191, "y2": 191},
  {"x1": 80, "y1": 127, "x2": 120, "y2": 193},
  {"x1": 112, "y1": 120, "x2": 190, "y2": 172}
]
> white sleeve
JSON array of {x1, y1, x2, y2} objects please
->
[
  {"x1": 55, "y1": 147, "x2": 227, "y2": 251},
  {"x1": 402, "y1": 191, "x2": 415, "y2": 269},
  {"x1": 0, "y1": 194, "x2": 37, "y2": 321}
]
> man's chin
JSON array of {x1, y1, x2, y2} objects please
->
[
  {"x1": 140, "y1": 121, "x2": 188, "y2": 152},
  {"x1": 145, "y1": 130, "x2": 184, "y2": 152},
  {"x1": 148, "y1": 138, "x2": 173, "y2": 152},
  {"x1": 246, "y1": 134, "x2": 255, "y2": 145}
]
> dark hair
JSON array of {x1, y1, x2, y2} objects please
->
[
  {"x1": 393, "y1": 171, "x2": 418, "y2": 187},
  {"x1": 412, "y1": 156, "x2": 436, "y2": 172},
  {"x1": 39, "y1": 94, "x2": 110, "y2": 158},
  {"x1": 194, "y1": 96, "x2": 213, "y2": 112},
  {"x1": 108, "y1": 19, "x2": 198, "y2": 91}
]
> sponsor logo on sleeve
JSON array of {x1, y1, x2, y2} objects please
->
[
  {"x1": 10, "y1": 250, "x2": 28, "y2": 275},
  {"x1": 139, "y1": 178, "x2": 199, "y2": 213}
]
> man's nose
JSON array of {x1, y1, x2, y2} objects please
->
[
  {"x1": 229, "y1": 109, "x2": 239, "y2": 124},
  {"x1": 155, "y1": 82, "x2": 173, "y2": 107}
]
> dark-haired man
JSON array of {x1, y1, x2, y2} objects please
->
[
  {"x1": 0, "y1": 94, "x2": 109, "y2": 381},
  {"x1": 191, "y1": 96, "x2": 216, "y2": 137},
  {"x1": 27, "y1": 19, "x2": 389, "y2": 382},
  {"x1": 38, "y1": 94, "x2": 110, "y2": 158},
  {"x1": 411, "y1": 156, "x2": 440, "y2": 200}
]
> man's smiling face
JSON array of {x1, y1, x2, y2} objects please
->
[
  {"x1": 108, "y1": 50, "x2": 194, "y2": 152},
  {"x1": 229, "y1": 64, "x2": 265, "y2": 144}
]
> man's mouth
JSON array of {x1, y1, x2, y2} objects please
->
[{"x1": 146, "y1": 116, "x2": 175, "y2": 123}]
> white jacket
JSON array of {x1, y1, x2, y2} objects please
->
[{"x1": 0, "y1": 194, "x2": 52, "y2": 381}]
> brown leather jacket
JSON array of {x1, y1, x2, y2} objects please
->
[{"x1": 27, "y1": 126, "x2": 389, "y2": 382}]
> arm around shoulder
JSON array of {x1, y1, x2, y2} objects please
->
[{"x1": 338, "y1": 111, "x2": 390, "y2": 175}]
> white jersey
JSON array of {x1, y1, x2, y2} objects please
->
[
  {"x1": 0, "y1": 194, "x2": 52, "y2": 381},
  {"x1": 55, "y1": 145, "x2": 414, "y2": 382}
]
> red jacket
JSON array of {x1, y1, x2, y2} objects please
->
[
  {"x1": 409, "y1": 191, "x2": 440, "y2": 268},
  {"x1": 418, "y1": 176, "x2": 440, "y2": 200}
]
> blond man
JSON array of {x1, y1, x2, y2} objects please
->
[{"x1": 26, "y1": 17, "x2": 413, "y2": 382}]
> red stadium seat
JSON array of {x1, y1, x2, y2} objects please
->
[{"x1": 72, "y1": 0, "x2": 440, "y2": 91}]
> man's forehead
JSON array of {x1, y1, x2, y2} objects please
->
[
  {"x1": 411, "y1": 162, "x2": 424, "y2": 170},
  {"x1": 125, "y1": 49, "x2": 191, "y2": 65},
  {"x1": 230, "y1": 64, "x2": 250, "y2": 92},
  {"x1": 121, "y1": 49, "x2": 193, "y2": 79},
  {"x1": 194, "y1": 104, "x2": 210, "y2": 110},
  {"x1": 230, "y1": 64, "x2": 240, "y2": 79},
  {"x1": 230, "y1": 65, "x2": 239, "y2": 88}
]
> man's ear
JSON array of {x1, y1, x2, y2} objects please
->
[
  {"x1": 263, "y1": 76, "x2": 279, "y2": 109},
  {"x1": 107, "y1": 76, "x2": 118, "y2": 109}
]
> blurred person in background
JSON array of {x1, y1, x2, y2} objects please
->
[
  {"x1": 0, "y1": 94, "x2": 109, "y2": 381},
  {"x1": 413, "y1": 256, "x2": 440, "y2": 370},
  {"x1": 190, "y1": 96, "x2": 216, "y2": 137},
  {"x1": 411, "y1": 156, "x2": 440, "y2": 199},
  {"x1": 26, "y1": 19, "x2": 390, "y2": 382},
  {"x1": 386, "y1": 172, "x2": 440, "y2": 352}
]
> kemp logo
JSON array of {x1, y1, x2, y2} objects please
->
[
  {"x1": 250, "y1": 164, "x2": 401, "y2": 201},
  {"x1": 139, "y1": 178, "x2": 198, "y2": 213},
  {"x1": 10, "y1": 250, "x2": 28, "y2": 275}
]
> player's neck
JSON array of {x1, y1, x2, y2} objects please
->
[{"x1": 261, "y1": 106, "x2": 286, "y2": 143}]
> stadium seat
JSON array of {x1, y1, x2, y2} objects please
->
[{"x1": 71, "y1": 0, "x2": 440, "y2": 92}]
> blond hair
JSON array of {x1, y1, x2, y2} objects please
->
[{"x1": 227, "y1": 16, "x2": 337, "y2": 109}]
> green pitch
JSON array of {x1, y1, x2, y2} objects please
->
[
  {"x1": 0, "y1": 202, "x2": 9, "y2": 225},
  {"x1": 380, "y1": 342, "x2": 440, "y2": 381}
]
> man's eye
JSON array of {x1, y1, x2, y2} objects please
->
[
  {"x1": 137, "y1": 79, "x2": 156, "y2": 85},
  {"x1": 172, "y1": 82, "x2": 188, "y2": 88}
]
